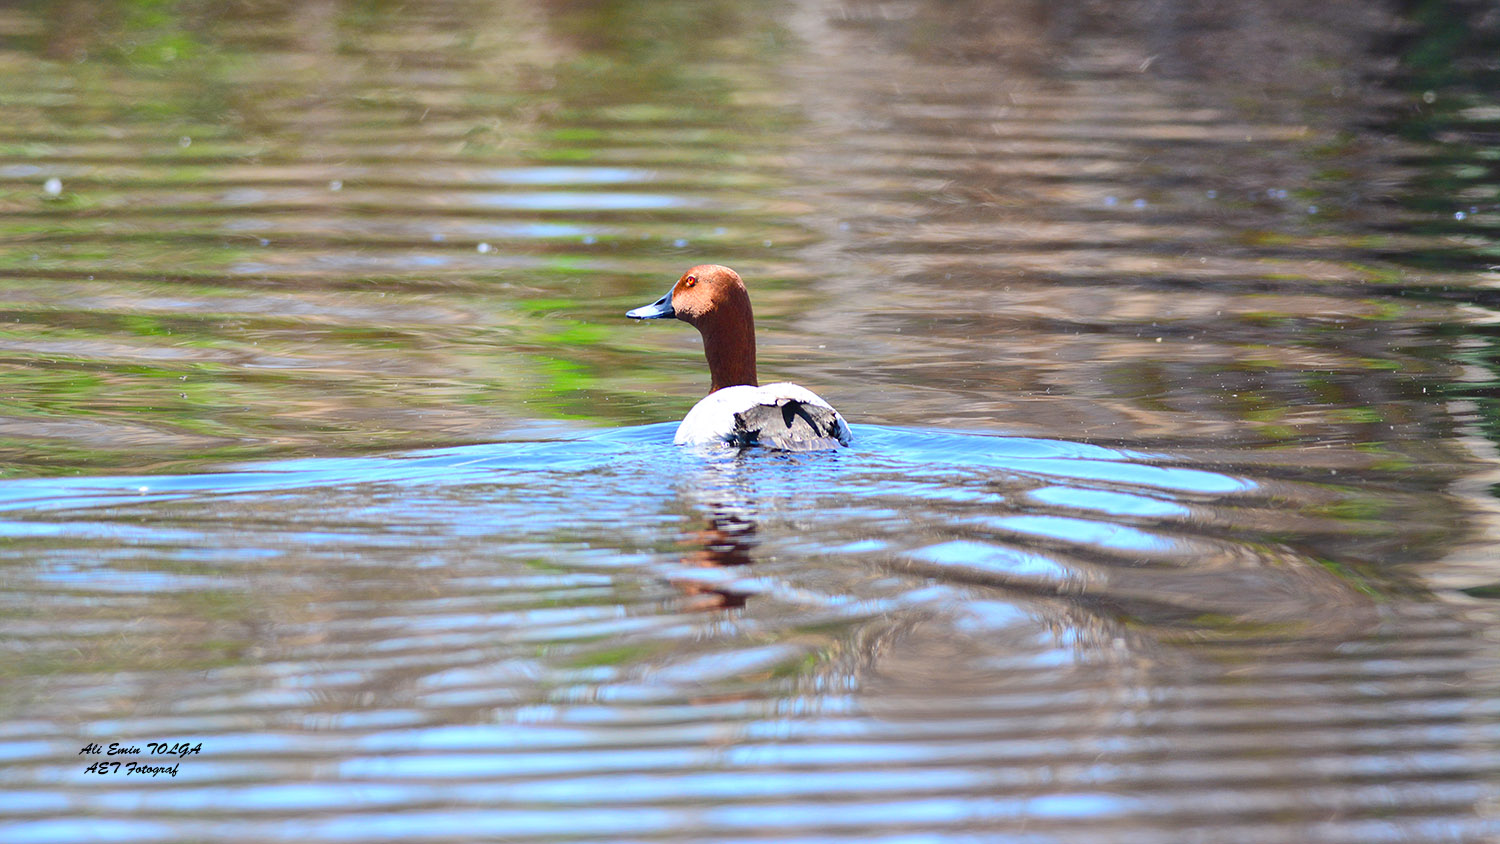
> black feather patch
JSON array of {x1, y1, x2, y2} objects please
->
[{"x1": 732, "y1": 399, "x2": 848, "y2": 451}]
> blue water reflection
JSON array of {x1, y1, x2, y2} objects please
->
[
  {"x1": 912, "y1": 541, "x2": 1071, "y2": 581},
  {"x1": 1027, "y1": 486, "x2": 1192, "y2": 518},
  {"x1": 472, "y1": 192, "x2": 703, "y2": 210},
  {"x1": 479, "y1": 167, "x2": 658, "y2": 184},
  {"x1": 0, "y1": 424, "x2": 1251, "y2": 527}
]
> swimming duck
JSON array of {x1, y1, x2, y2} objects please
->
[{"x1": 627, "y1": 265, "x2": 852, "y2": 450}]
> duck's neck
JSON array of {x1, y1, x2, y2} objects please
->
[{"x1": 699, "y1": 311, "x2": 758, "y2": 393}]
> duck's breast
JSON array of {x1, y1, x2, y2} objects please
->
[{"x1": 674, "y1": 383, "x2": 851, "y2": 450}]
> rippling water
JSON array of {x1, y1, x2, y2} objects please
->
[{"x1": 1, "y1": 0, "x2": 1498, "y2": 842}]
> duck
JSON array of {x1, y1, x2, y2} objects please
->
[{"x1": 626, "y1": 264, "x2": 852, "y2": 450}]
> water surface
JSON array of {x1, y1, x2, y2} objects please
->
[{"x1": 1, "y1": 1, "x2": 1498, "y2": 842}]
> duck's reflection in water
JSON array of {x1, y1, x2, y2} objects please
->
[
  {"x1": 673, "y1": 510, "x2": 758, "y2": 610},
  {"x1": 668, "y1": 451, "x2": 767, "y2": 611}
]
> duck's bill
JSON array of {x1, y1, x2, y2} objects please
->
[{"x1": 626, "y1": 293, "x2": 675, "y2": 319}]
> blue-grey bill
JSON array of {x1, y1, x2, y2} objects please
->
[{"x1": 626, "y1": 293, "x2": 675, "y2": 319}]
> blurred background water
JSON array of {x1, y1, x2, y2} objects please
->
[{"x1": 1, "y1": 0, "x2": 1499, "y2": 841}]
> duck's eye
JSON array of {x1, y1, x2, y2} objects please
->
[{"x1": 683, "y1": 276, "x2": 697, "y2": 288}]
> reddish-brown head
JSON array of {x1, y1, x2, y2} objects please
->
[
  {"x1": 666, "y1": 265, "x2": 748, "y2": 327},
  {"x1": 626, "y1": 264, "x2": 759, "y2": 392}
]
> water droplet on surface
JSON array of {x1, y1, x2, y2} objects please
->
[
  {"x1": 328, "y1": 180, "x2": 342, "y2": 191},
  {"x1": 1422, "y1": 90, "x2": 1436, "y2": 104},
  {"x1": 43, "y1": 177, "x2": 62, "y2": 196},
  {"x1": 1132, "y1": 198, "x2": 1147, "y2": 209},
  {"x1": 582, "y1": 235, "x2": 596, "y2": 245},
  {"x1": 1455, "y1": 211, "x2": 1466, "y2": 221},
  {"x1": 1307, "y1": 205, "x2": 1318, "y2": 214},
  {"x1": 178, "y1": 136, "x2": 191, "y2": 147},
  {"x1": 1206, "y1": 189, "x2": 1217, "y2": 199},
  {"x1": 476, "y1": 242, "x2": 492, "y2": 253},
  {"x1": 1103, "y1": 196, "x2": 1118, "y2": 207},
  {"x1": 673, "y1": 239, "x2": 688, "y2": 248}
]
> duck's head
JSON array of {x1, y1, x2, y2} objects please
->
[
  {"x1": 627, "y1": 264, "x2": 758, "y2": 392},
  {"x1": 626, "y1": 264, "x2": 749, "y2": 327}
]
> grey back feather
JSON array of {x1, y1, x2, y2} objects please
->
[{"x1": 730, "y1": 399, "x2": 850, "y2": 451}]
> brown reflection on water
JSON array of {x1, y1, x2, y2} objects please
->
[{"x1": 672, "y1": 512, "x2": 758, "y2": 611}]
